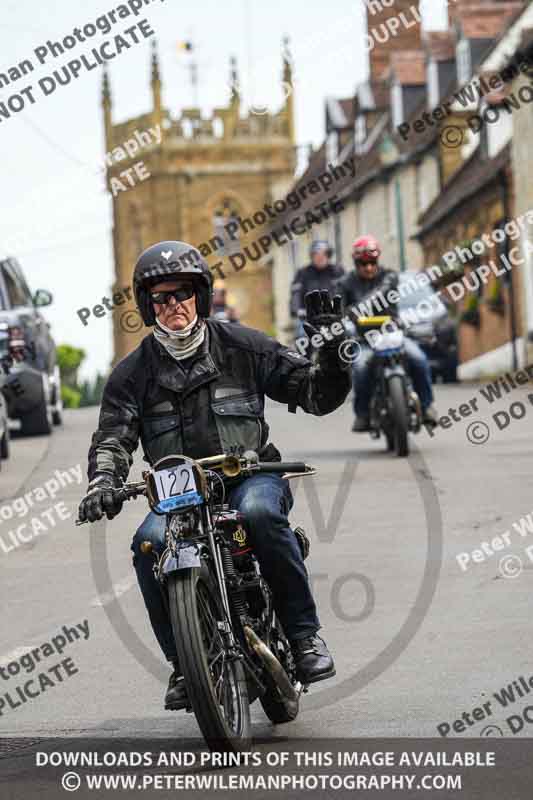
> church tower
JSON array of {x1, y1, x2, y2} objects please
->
[{"x1": 102, "y1": 41, "x2": 296, "y2": 363}]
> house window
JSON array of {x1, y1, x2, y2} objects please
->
[
  {"x1": 326, "y1": 131, "x2": 338, "y2": 165},
  {"x1": 428, "y1": 59, "x2": 440, "y2": 109},
  {"x1": 391, "y1": 83, "x2": 404, "y2": 128},
  {"x1": 486, "y1": 103, "x2": 513, "y2": 158},
  {"x1": 212, "y1": 198, "x2": 241, "y2": 257},
  {"x1": 456, "y1": 38, "x2": 471, "y2": 86},
  {"x1": 355, "y1": 115, "x2": 366, "y2": 154}
]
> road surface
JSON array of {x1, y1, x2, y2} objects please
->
[{"x1": 1, "y1": 382, "x2": 532, "y2": 746}]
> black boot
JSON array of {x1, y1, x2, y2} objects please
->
[
  {"x1": 164, "y1": 664, "x2": 189, "y2": 711},
  {"x1": 423, "y1": 405, "x2": 438, "y2": 427},
  {"x1": 352, "y1": 415, "x2": 370, "y2": 432},
  {"x1": 291, "y1": 635, "x2": 336, "y2": 684}
]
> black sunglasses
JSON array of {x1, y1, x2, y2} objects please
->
[{"x1": 150, "y1": 286, "x2": 195, "y2": 305}]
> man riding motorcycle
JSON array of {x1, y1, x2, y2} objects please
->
[
  {"x1": 78, "y1": 241, "x2": 350, "y2": 711},
  {"x1": 211, "y1": 281, "x2": 239, "y2": 323},
  {"x1": 341, "y1": 235, "x2": 437, "y2": 432},
  {"x1": 290, "y1": 240, "x2": 344, "y2": 340}
]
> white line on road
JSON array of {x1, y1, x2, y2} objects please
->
[
  {"x1": 90, "y1": 575, "x2": 137, "y2": 607},
  {"x1": 1, "y1": 574, "x2": 137, "y2": 663}
]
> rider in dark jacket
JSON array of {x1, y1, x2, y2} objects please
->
[
  {"x1": 79, "y1": 241, "x2": 350, "y2": 710},
  {"x1": 290, "y1": 240, "x2": 344, "y2": 338}
]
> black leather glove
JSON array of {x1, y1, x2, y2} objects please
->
[
  {"x1": 303, "y1": 290, "x2": 348, "y2": 368},
  {"x1": 78, "y1": 476, "x2": 123, "y2": 523}
]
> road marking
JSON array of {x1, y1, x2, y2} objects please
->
[
  {"x1": 90, "y1": 575, "x2": 137, "y2": 607},
  {"x1": 1, "y1": 574, "x2": 137, "y2": 662}
]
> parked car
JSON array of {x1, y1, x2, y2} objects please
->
[
  {"x1": 398, "y1": 272, "x2": 458, "y2": 383},
  {"x1": 0, "y1": 258, "x2": 62, "y2": 435},
  {"x1": 0, "y1": 328, "x2": 11, "y2": 463}
]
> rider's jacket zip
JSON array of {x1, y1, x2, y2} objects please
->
[{"x1": 87, "y1": 319, "x2": 350, "y2": 486}]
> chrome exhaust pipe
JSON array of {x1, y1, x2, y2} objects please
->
[{"x1": 244, "y1": 625, "x2": 299, "y2": 703}]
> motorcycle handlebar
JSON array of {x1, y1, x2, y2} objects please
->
[{"x1": 256, "y1": 461, "x2": 310, "y2": 474}]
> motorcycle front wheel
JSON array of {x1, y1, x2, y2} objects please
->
[
  {"x1": 388, "y1": 374, "x2": 409, "y2": 457},
  {"x1": 168, "y1": 565, "x2": 251, "y2": 752}
]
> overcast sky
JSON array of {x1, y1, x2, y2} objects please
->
[{"x1": 0, "y1": 0, "x2": 447, "y2": 378}]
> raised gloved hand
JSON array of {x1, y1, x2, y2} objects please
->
[
  {"x1": 78, "y1": 476, "x2": 123, "y2": 523},
  {"x1": 303, "y1": 290, "x2": 347, "y2": 368}
]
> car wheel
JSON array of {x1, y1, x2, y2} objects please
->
[
  {"x1": 20, "y1": 377, "x2": 52, "y2": 436},
  {"x1": 1, "y1": 425, "x2": 10, "y2": 459},
  {"x1": 51, "y1": 366, "x2": 63, "y2": 426}
]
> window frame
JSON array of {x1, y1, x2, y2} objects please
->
[
  {"x1": 1, "y1": 260, "x2": 31, "y2": 308},
  {"x1": 456, "y1": 38, "x2": 472, "y2": 86}
]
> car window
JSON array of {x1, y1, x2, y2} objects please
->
[
  {"x1": 399, "y1": 279, "x2": 436, "y2": 309},
  {"x1": 1, "y1": 261, "x2": 31, "y2": 307},
  {"x1": 11, "y1": 260, "x2": 34, "y2": 301}
]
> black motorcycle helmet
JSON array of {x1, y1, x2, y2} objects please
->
[{"x1": 133, "y1": 240, "x2": 213, "y2": 326}]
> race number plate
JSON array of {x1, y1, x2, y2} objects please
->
[{"x1": 152, "y1": 465, "x2": 203, "y2": 513}]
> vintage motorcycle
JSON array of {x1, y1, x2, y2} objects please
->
[
  {"x1": 79, "y1": 451, "x2": 314, "y2": 752},
  {"x1": 355, "y1": 316, "x2": 422, "y2": 457}
]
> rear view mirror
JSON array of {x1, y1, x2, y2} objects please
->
[{"x1": 33, "y1": 289, "x2": 53, "y2": 307}]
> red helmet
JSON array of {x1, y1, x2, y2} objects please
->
[{"x1": 352, "y1": 235, "x2": 381, "y2": 264}]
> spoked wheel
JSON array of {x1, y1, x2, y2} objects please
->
[
  {"x1": 388, "y1": 375, "x2": 409, "y2": 457},
  {"x1": 259, "y1": 617, "x2": 300, "y2": 724},
  {"x1": 168, "y1": 566, "x2": 251, "y2": 752}
]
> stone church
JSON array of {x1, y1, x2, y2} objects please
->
[{"x1": 102, "y1": 41, "x2": 296, "y2": 363}]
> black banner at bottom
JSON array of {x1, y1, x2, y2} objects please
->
[{"x1": 1, "y1": 737, "x2": 532, "y2": 799}]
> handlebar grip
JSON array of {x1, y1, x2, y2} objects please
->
[{"x1": 257, "y1": 462, "x2": 308, "y2": 474}]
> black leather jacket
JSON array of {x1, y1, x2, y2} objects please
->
[
  {"x1": 341, "y1": 267, "x2": 400, "y2": 319},
  {"x1": 87, "y1": 319, "x2": 350, "y2": 487},
  {"x1": 290, "y1": 263, "x2": 345, "y2": 317}
]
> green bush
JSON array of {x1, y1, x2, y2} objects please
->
[
  {"x1": 61, "y1": 384, "x2": 81, "y2": 409},
  {"x1": 57, "y1": 344, "x2": 86, "y2": 389}
]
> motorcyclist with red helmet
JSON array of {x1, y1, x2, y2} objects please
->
[{"x1": 341, "y1": 236, "x2": 437, "y2": 432}]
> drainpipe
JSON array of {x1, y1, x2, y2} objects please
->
[
  {"x1": 395, "y1": 177, "x2": 407, "y2": 272},
  {"x1": 500, "y1": 167, "x2": 519, "y2": 371}
]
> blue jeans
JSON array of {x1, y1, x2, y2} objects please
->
[
  {"x1": 352, "y1": 338, "x2": 434, "y2": 416},
  {"x1": 131, "y1": 473, "x2": 320, "y2": 661}
]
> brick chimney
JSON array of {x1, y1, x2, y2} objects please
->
[
  {"x1": 367, "y1": 1, "x2": 422, "y2": 82},
  {"x1": 448, "y1": 0, "x2": 526, "y2": 32}
]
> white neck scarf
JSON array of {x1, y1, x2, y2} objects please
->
[{"x1": 153, "y1": 315, "x2": 206, "y2": 361}]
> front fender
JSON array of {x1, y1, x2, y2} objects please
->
[
  {"x1": 384, "y1": 364, "x2": 407, "y2": 381},
  {"x1": 161, "y1": 540, "x2": 205, "y2": 574}
]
